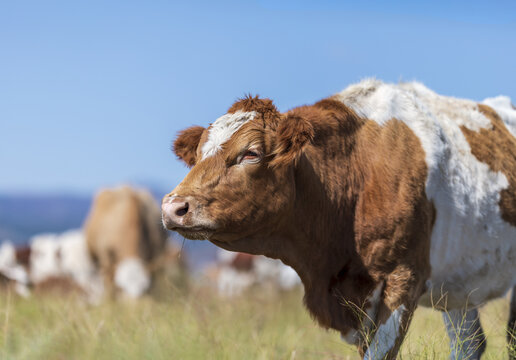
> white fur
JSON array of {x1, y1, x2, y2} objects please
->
[
  {"x1": 253, "y1": 256, "x2": 301, "y2": 290},
  {"x1": 0, "y1": 242, "x2": 16, "y2": 270},
  {"x1": 364, "y1": 283, "x2": 383, "y2": 326},
  {"x1": 214, "y1": 249, "x2": 301, "y2": 296},
  {"x1": 482, "y1": 95, "x2": 516, "y2": 137},
  {"x1": 58, "y1": 230, "x2": 103, "y2": 299},
  {"x1": 336, "y1": 80, "x2": 516, "y2": 308},
  {"x1": 59, "y1": 231, "x2": 95, "y2": 282},
  {"x1": 29, "y1": 233, "x2": 63, "y2": 283},
  {"x1": 276, "y1": 264, "x2": 301, "y2": 290},
  {"x1": 341, "y1": 283, "x2": 383, "y2": 346},
  {"x1": 0, "y1": 242, "x2": 30, "y2": 293},
  {"x1": 217, "y1": 248, "x2": 239, "y2": 264},
  {"x1": 201, "y1": 110, "x2": 257, "y2": 159},
  {"x1": 29, "y1": 230, "x2": 104, "y2": 301},
  {"x1": 114, "y1": 257, "x2": 150, "y2": 298},
  {"x1": 364, "y1": 305, "x2": 406, "y2": 360},
  {"x1": 217, "y1": 266, "x2": 255, "y2": 297}
]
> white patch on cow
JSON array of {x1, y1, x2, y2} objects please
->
[
  {"x1": 253, "y1": 256, "x2": 301, "y2": 290},
  {"x1": 0, "y1": 242, "x2": 29, "y2": 286},
  {"x1": 335, "y1": 80, "x2": 516, "y2": 309},
  {"x1": 340, "y1": 282, "x2": 383, "y2": 346},
  {"x1": 217, "y1": 266, "x2": 255, "y2": 297},
  {"x1": 29, "y1": 233, "x2": 62, "y2": 283},
  {"x1": 213, "y1": 250, "x2": 300, "y2": 297},
  {"x1": 201, "y1": 110, "x2": 257, "y2": 159},
  {"x1": 217, "y1": 248, "x2": 238, "y2": 264},
  {"x1": 28, "y1": 230, "x2": 104, "y2": 301},
  {"x1": 58, "y1": 230, "x2": 103, "y2": 299},
  {"x1": 0, "y1": 242, "x2": 16, "y2": 270},
  {"x1": 277, "y1": 264, "x2": 301, "y2": 290},
  {"x1": 59, "y1": 231, "x2": 95, "y2": 283},
  {"x1": 114, "y1": 257, "x2": 150, "y2": 298},
  {"x1": 14, "y1": 283, "x2": 30, "y2": 298},
  {"x1": 482, "y1": 95, "x2": 516, "y2": 137},
  {"x1": 363, "y1": 282, "x2": 383, "y2": 330},
  {"x1": 364, "y1": 305, "x2": 406, "y2": 360}
]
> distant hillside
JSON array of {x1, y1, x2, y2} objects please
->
[{"x1": 0, "y1": 194, "x2": 92, "y2": 244}]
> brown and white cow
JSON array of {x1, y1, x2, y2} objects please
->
[
  {"x1": 85, "y1": 186, "x2": 168, "y2": 298},
  {"x1": 0, "y1": 231, "x2": 104, "y2": 300},
  {"x1": 0, "y1": 242, "x2": 31, "y2": 297},
  {"x1": 162, "y1": 79, "x2": 516, "y2": 359},
  {"x1": 207, "y1": 249, "x2": 301, "y2": 297}
]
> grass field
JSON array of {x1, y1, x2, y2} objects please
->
[{"x1": 0, "y1": 282, "x2": 513, "y2": 359}]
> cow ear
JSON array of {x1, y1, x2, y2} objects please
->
[
  {"x1": 270, "y1": 113, "x2": 314, "y2": 167},
  {"x1": 173, "y1": 126, "x2": 205, "y2": 168}
]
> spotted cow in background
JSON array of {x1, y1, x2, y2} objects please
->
[
  {"x1": 0, "y1": 242, "x2": 31, "y2": 297},
  {"x1": 162, "y1": 79, "x2": 516, "y2": 359},
  {"x1": 0, "y1": 231, "x2": 103, "y2": 300},
  {"x1": 206, "y1": 249, "x2": 300, "y2": 297}
]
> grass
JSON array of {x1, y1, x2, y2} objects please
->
[{"x1": 0, "y1": 282, "x2": 513, "y2": 360}]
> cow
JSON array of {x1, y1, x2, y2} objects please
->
[
  {"x1": 0, "y1": 231, "x2": 104, "y2": 300},
  {"x1": 29, "y1": 230, "x2": 103, "y2": 300},
  {"x1": 0, "y1": 242, "x2": 30, "y2": 297},
  {"x1": 208, "y1": 250, "x2": 301, "y2": 297},
  {"x1": 84, "y1": 186, "x2": 168, "y2": 298},
  {"x1": 162, "y1": 79, "x2": 516, "y2": 359}
]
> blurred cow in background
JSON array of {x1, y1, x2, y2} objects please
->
[
  {"x1": 0, "y1": 231, "x2": 103, "y2": 301},
  {"x1": 29, "y1": 230, "x2": 103, "y2": 300},
  {"x1": 0, "y1": 242, "x2": 31, "y2": 297},
  {"x1": 207, "y1": 249, "x2": 300, "y2": 297},
  {"x1": 84, "y1": 186, "x2": 168, "y2": 298}
]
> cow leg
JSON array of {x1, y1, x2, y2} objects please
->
[
  {"x1": 442, "y1": 308, "x2": 486, "y2": 360},
  {"x1": 362, "y1": 302, "x2": 415, "y2": 360},
  {"x1": 509, "y1": 287, "x2": 516, "y2": 360}
]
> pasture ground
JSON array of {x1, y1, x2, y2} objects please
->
[{"x1": 0, "y1": 282, "x2": 513, "y2": 359}]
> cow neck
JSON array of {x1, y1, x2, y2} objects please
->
[{"x1": 271, "y1": 106, "x2": 374, "y2": 332}]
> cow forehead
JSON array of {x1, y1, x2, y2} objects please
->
[{"x1": 201, "y1": 110, "x2": 258, "y2": 159}]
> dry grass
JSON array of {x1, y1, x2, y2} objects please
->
[{"x1": 0, "y1": 283, "x2": 512, "y2": 359}]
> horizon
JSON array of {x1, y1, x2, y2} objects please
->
[{"x1": 1, "y1": 0, "x2": 515, "y2": 196}]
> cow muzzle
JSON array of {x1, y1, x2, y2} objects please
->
[
  {"x1": 161, "y1": 195, "x2": 215, "y2": 240},
  {"x1": 161, "y1": 195, "x2": 192, "y2": 229}
]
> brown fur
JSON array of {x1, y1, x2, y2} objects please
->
[
  {"x1": 227, "y1": 95, "x2": 280, "y2": 124},
  {"x1": 460, "y1": 104, "x2": 516, "y2": 227},
  {"x1": 270, "y1": 113, "x2": 314, "y2": 167},
  {"x1": 15, "y1": 246, "x2": 31, "y2": 269},
  {"x1": 173, "y1": 126, "x2": 205, "y2": 168},
  {"x1": 33, "y1": 276, "x2": 86, "y2": 297},
  {"x1": 84, "y1": 186, "x2": 168, "y2": 296},
  {"x1": 167, "y1": 97, "x2": 433, "y2": 358},
  {"x1": 231, "y1": 253, "x2": 255, "y2": 272}
]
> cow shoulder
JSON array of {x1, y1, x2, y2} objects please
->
[{"x1": 354, "y1": 117, "x2": 434, "y2": 308}]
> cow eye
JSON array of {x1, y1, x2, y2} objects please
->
[{"x1": 240, "y1": 150, "x2": 261, "y2": 163}]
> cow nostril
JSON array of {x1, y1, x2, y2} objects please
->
[{"x1": 175, "y1": 202, "x2": 189, "y2": 217}]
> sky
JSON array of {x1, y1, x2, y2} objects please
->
[{"x1": 1, "y1": 0, "x2": 515, "y2": 196}]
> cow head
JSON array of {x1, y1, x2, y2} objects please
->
[{"x1": 162, "y1": 96, "x2": 314, "y2": 246}]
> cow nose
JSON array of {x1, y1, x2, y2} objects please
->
[
  {"x1": 162, "y1": 196, "x2": 191, "y2": 228},
  {"x1": 174, "y1": 201, "x2": 189, "y2": 216}
]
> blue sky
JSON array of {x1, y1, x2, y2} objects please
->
[{"x1": 1, "y1": 0, "x2": 515, "y2": 195}]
